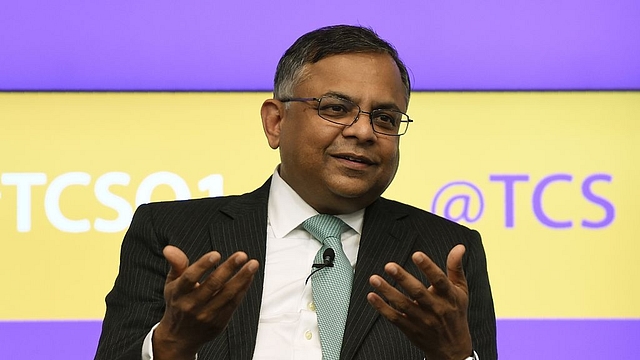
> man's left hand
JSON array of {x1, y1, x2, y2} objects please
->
[{"x1": 367, "y1": 244, "x2": 473, "y2": 360}]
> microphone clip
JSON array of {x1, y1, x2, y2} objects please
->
[
  {"x1": 312, "y1": 248, "x2": 335, "y2": 268},
  {"x1": 305, "y1": 248, "x2": 336, "y2": 284}
]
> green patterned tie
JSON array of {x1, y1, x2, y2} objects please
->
[{"x1": 303, "y1": 214, "x2": 353, "y2": 360}]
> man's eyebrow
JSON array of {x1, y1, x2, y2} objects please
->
[
  {"x1": 323, "y1": 91, "x2": 353, "y2": 101},
  {"x1": 322, "y1": 91, "x2": 403, "y2": 111},
  {"x1": 372, "y1": 101, "x2": 402, "y2": 111}
]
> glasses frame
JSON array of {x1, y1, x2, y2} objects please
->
[{"x1": 280, "y1": 96, "x2": 413, "y2": 136}]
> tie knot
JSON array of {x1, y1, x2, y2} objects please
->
[{"x1": 302, "y1": 214, "x2": 345, "y2": 245}]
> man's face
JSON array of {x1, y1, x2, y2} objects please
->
[{"x1": 263, "y1": 52, "x2": 408, "y2": 214}]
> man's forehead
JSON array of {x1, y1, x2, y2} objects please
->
[{"x1": 294, "y1": 54, "x2": 408, "y2": 108}]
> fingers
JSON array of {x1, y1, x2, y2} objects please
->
[
  {"x1": 446, "y1": 244, "x2": 468, "y2": 290},
  {"x1": 368, "y1": 245, "x2": 469, "y2": 313},
  {"x1": 368, "y1": 273, "x2": 414, "y2": 314},
  {"x1": 386, "y1": 263, "x2": 432, "y2": 305},
  {"x1": 413, "y1": 245, "x2": 468, "y2": 296},
  {"x1": 163, "y1": 246, "x2": 260, "y2": 305},
  {"x1": 194, "y1": 252, "x2": 257, "y2": 303},
  {"x1": 411, "y1": 252, "x2": 453, "y2": 296},
  {"x1": 164, "y1": 246, "x2": 222, "y2": 294},
  {"x1": 366, "y1": 289, "x2": 412, "y2": 327},
  {"x1": 164, "y1": 247, "x2": 260, "y2": 303},
  {"x1": 203, "y1": 258, "x2": 259, "y2": 316},
  {"x1": 164, "y1": 245, "x2": 191, "y2": 283},
  {"x1": 368, "y1": 265, "x2": 431, "y2": 317}
]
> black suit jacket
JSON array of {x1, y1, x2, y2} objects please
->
[{"x1": 95, "y1": 179, "x2": 497, "y2": 360}]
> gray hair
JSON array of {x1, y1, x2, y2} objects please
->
[{"x1": 274, "y1": 25, "x2": 411, "y2": 103}]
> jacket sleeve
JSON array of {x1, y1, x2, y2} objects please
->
[
  {"x1": 464, "y1": 229, "x2": 498, "y2": 360},
  {"x1": 94, "y1": 204, "x2": 169, "y2": 360}
]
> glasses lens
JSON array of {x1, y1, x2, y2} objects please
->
[
  {"x1": 317, "y1": 97, "x2": 358, "y2": 125},
  {"x1": 371, "y1": 110, "x2": 409, "y2": 135}
]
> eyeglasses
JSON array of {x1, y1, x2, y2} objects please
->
[{"x1": 280, "y1": 96, "x2": 413, "y2": 136}]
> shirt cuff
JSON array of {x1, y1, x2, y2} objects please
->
[
  {"x1": 423, "y1": 350, "x2": 479, "y2": 360},
  {"x1": 141, "y1": 323, "x2": 198, "y2": 360},
  {"x1": 466, "y1": 350, "x2": 479, "y2": 360},
  {"x1": 141, "y1": 322, "x2": 161, "y2": 360}
]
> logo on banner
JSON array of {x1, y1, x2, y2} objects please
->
[
  {"x1": 431, "y1": 173, "x2": 614, "y2": 229},
  {"x1": 1, "y1": 171, "x2": 223, "y2": 233}
]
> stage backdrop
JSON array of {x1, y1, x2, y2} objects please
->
[{"x1": 1, "y1": 91, "x2": 638, "y2": 358}]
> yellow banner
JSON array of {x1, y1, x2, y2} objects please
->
[{"x1": 0, "y1": 92, "x2": 638, "y2": 319}]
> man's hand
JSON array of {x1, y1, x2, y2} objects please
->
[
  {"x1": 153, "y1": 245, "x2": 259, "y2": 360},
  {"x1": 367, "y1": 244, "x2": 472, "y2": 360}
]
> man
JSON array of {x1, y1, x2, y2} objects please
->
[{"x1": 95, "y1": 25, "x2": 497, "y2": 360}]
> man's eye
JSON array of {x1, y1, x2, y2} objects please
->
[
  {"x1": 320, "y1": 104, "x2": 349, "y2": 116},
  {"x1": 374, "y1": 113, "x2": 398, "y2": 127}
]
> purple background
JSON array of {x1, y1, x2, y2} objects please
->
[
  {"x1": 1, "y1": 0, "x2": 639, "y2": 91},
  {"x1": 1, "y1": 320, "x2": 637, "y2": 359}
]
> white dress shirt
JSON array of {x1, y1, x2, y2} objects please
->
[
  {"x1": 142, "y1": 169, "x2": 364, "y2": 359},
  {"x1": 254, "y1": 169, "x2": 363, "y2": 359}
]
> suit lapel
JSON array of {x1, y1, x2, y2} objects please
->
[
  {"x1": 341, "y1": 198, "x2": 418, "y2": 360},
  {"x1": 208, "y1": 180, "x2": 270, "y2": 360}
]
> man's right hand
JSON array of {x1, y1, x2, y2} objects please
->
[{"x1": 152, "y1": 245, "x2": 259, "y2": 360}]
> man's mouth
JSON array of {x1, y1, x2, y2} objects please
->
[{"x1": 333, "y1": 154, "x2": 375, "y2": 165}]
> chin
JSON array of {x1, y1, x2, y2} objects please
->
[{"x1": 328, "y1": 183, "x2": 384, "y2": 206}]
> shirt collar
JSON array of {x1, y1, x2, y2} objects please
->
[{"x1": 268, "y1": 167, "x2": 364, "y2": 238}]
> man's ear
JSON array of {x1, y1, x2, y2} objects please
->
[{"x1": 261, "y1": 99, "x2": 284, "y2": 149}]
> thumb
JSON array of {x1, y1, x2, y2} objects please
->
[
  {"x1": 446, "y1": 244, "x2": 468, "y2": 291},
  {"x1": 163, "y1": 245, "x2": 189, "y2": 284}
]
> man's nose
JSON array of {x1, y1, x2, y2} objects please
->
[{"x1": 344, "y1": 110, "x2": 376, "y2": 140}]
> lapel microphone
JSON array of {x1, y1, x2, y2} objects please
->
[
  {"x1": 313, "y1": 248, "x2": 335, "y2": 268},
  {"x1": 305, "y1": 248, "x2": 335, "y2": 285}
]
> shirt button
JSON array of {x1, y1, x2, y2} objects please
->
[
  {"x1": 308, "y1": 302, "x2": 316, "y2": 311},
  {"x1": 304, "y1": 330, "x2": 313, "y2": 340}
]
